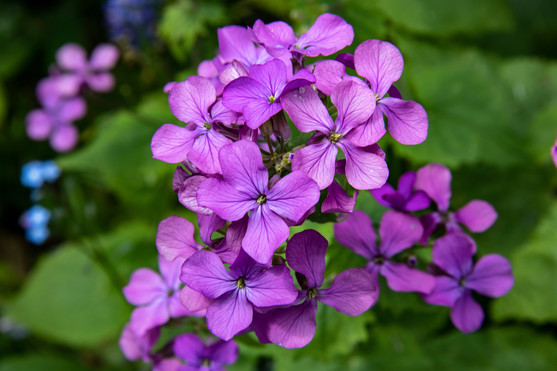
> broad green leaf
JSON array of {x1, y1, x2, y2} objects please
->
[
  {"x1": 7, "y1": 247, "x2": 129, "y2": 347},
  {"x1": 0, "y1": 354, "x2": 91, "y2": 371},
  {"x1": 492, "y1": 202, "x2": 557, "y2": 323},
  {"x1": 374, "y1": 0, "x2": 514, "y2": 37}
]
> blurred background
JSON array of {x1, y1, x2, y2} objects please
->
[{"x1": 1, "y1": 0, "x2": 557, "y2": 369}]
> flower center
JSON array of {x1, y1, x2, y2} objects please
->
[
  {"x1": 308, "y1": 288, "x2": 318, "y2": 299},
  {"x1": 237, "y1": 277, "x2": 246, "y2": 288},
  {"x1": 329, "y1": 132, "x2": 342, "y2": 143},
  {"x1": 203, "y1": 122, "x2": 211, "y2": 130},
  {"x1": 459, "y1": 278, "x2": 466, "y2": 287},
  {"x1": 202, "y1": 359, "x2": 210, "y2": 366},
  {"x1": 373, "y1": 255, "x2": 385, "y2": 265},
  {"x1": 256, "y1": 194, "x2": 267, "y2": 204},
  {"x1": 268, "y1": 95, "x2": 277, "y2": 104}
]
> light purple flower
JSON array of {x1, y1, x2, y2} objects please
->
[
  {"x1": 173, "y1": 333, "x2": 238, "y2": 371},
  {"x1": 123, "y1": 256, "x2": 203, "y2": 336},
  {"x1": 423, "y1": 233, "x2": 514, "y2": 333},
  {"x1": 414, "y1": 163, "x2": 498, "y2": 244},
  {"x1": 151, "y1": 76, "x2": 238, "y2": 174},
  {"x1": 56, "y1": 43, "x2": 119, "y2": 92},
  {"x1": 222, "y1": 58, "x2": 315, "y2": 129},
  {"x1": 250, "y1": 13, "x2": 353, "y2": 58},
  {"x1": 180, "y1": 250, "x2": 298, "y2": 340},
  {"x1": 371, "y1": 171, "x2": 430, "y2": 212},
  {"x1": 119, "y1": 322, "x2": 160, "y2": 362},
  {"x1": 267, "y1": 230, "x2": 378, "y2": 348},
  {"x1": 282, "y1": 80, "x2": 388, "y2": 190},
  {"x1": 552, "y1": 134, "x2": 557, "y2": 167},
  {"x1": 334, "y1": 210, "x2": 435, "y2": 295},
  {"x1": 197, "y1": 140, "x2": 320, "y2": 263}
]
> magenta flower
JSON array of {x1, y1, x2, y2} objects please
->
[
  {"x1": 267, "y1": 230, "x2": 378, "y2": 348},
  {"x1": 334, "y1": 210, "x2": 435, "y2": 295},
  {"x1": 222, "y1": 58, "x2": 315, "y2": 129},
  {"x1": 197, "y1": 140, "x2": 320, "y2": 263},
  {"x1": 282, "y1": 80, "x2": 389, "y2": 190},
  {"x1": 371, "y1": 171, "x2": 430, "y2": 212},
  {"x1": 119, "y1": 323, "x2": 160, "y2": 362},
  {"x1": 321, "y1": 180, "x2": 358, "y2": 214},
  {"x1": 217, "y1": 25, "x2": 278, "y2": 70},
  {"x1": 414, "y1": 163, "x2": 498, "y2": 244},
  {"x1": 156, "y1": 216, "x2": 203, "y2": 262},
  {"x1": 180, "y1": 250, "x2": 298, "y2": 340},
  {"x1": 250, "y1": 13, "x2": 354, "y2": 58},
  {"x1": 552, "y1": 135, "x2": 557, "y2": 167},
  {"x1": 56, "y1": 43, "x2": 119, "y2": 92},
  {"x1": 423, "y1": 233, "x2": 514, "y2": 333},
  {"x1": 173, "y1": 333, "x2": 238, "y2": 371},
  {"x1": 151, "y1": 76, "x2": 238, "y2": 174},
  {"x1": 123, "y1": 256, "x2": 202, "y2": 336}
]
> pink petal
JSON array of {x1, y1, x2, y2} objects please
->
[
  {"x1": 179, "y1": 286, "x2": 212, "y2": 312},
  {"x1": 206, "y1": 289, "x2": 253, "y2": 341},
  {"x1": 466, "y1": 254, "x2": 514, "y2": 297},
  {"x1": 332, "y1": 80, "x2": 375, "y2": 134},
  {"x1": 286, "y1": 230, "x2": 328, "y2": 288},
  {"x1": 86, "y1": 72, "x2": 115, "y2": 92},
  {"x1": 423, "y1": 276, "x2": 462, "y2": 307},
  {"x1": 169, "y1": 77, "x2": 215, "y2": 125},
  {"x1": 313, "y1": 60, "x2": 347, "y2": 96},
  {"x1": 156, "y1": 216, "x2": 201, "y2": 262},
  {"x1": 58, "y1": 97, "x2": 87, "y2": 123},
  {"x1": 219, "y1": 60, "x2": 249, "y2": 85},
  {"x1": 379, "y1": 211, "x2": 423, "y2": 258},
  {"x1": 198, "y1": 212, "x2": 226, "y2": 246},
  {"x1": 150, "y1": 124, "x2": 198, "y2": 163},
  {"x1": 218, "y1": 26, "x2": 257, "y2": 67},
  {"x1": 454, "y1": 200, "x2": 498, "y2": 232},
  {"x1": 242, "y1": 204, "x2": 289, "y2": 264},
  {"x1": 26, "y1": 109, "x2": 53, "y2": 140},
  {"x1": 318, "y1": 268, "x2": 378, "y2": 315},
  {"x1": 281, "y1": 86, "x2": 335, "y2": 134},
  {"x1": 291, "y1": 140, "x2": 338, "y2": 190},
  {"x1": 450, "y1": 290, "x2": 484, "y2": 333},
  {"x1": 173, "y1": 333, "x2": 204, "y2": 364},
  {"x1": 129, "y1": 298, "x2": 170, "y2": 336},
  {"x1": 123, "y1": 268, "x2": 166, "y2": 305},
  {"x1": 56, "y1": 43, "x2": 87, "y2": 71},
  {"x1": 339, "y1": 140, "x2": 389, "y2": 190},
  {"x1": 89, "y1": 44, "x2": 119, "y2": 70},
  {"x1": 50, "y1": 124, "x2": 78, "y2": 153},
  {"x1": 296, "y1": 13, "x2": 354, "y2": 57},
  {"x1": 177, "y1": 175, "x2": 213, "y2": 215},
  {"x1": 354, "y1": 40, "x2": 403, "y2": 98},
  {"x1": 381, "y1": 97, "x2": 428, "y2": 145},
  {"x1": 415, "y1": 163, "x2": 452, "y2": 212},
  {"x1": 250, "y1": 20, "x2": 296, "y2": 57}
]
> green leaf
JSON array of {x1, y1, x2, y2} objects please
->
[
  {"x1": 373, "y1": 0, "x2": 514, "y2": 37},
  {"x1": 0, "y1": 354, "x2": 91, "y2": 371},
  {"x1": 492, "y1": 202, "x2": 557, "y2": 323},
  {"x1": 7, "y1": 247, "x2": 129, "y2": 347}
]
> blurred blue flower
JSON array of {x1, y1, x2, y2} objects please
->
[
  {"x1": 20, "y1": 205, "x2": 51, "y2": 229},
  {"x1": 25, "y1": 225, "x2": 50, "y2": 245},
  {"x1": 21, "y1": 161, "x2": 44, "y2": 188},
  {"x1": 104, "y1": 0, "x2": 161, "y2": 47},
  {"x1": 40, "y1": 160, "x2": 61, "y2": 183}
]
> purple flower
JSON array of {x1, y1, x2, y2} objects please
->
[
  {"x1": 321, "y1": 180, "x2": 358, "y2": 214},
  {"x1": 56, "y1": 43, "x2": 119, "y2": 92},
  {"x1": 552, "y1": 135, "x2": 557, "y2": 167},
  {"x1": 423, "y1": 233, "x2": 514, "y2": 333},
  {"x1": 250, "y1": 13, "x2": 354, "y2": 58},
  {"x1": 151, "y1": 76, "x2": 238, "y2": 174},
  {"x1": 217, "y1": 25, "x2": 279, "y2": 70},
  {"x1": 123, "y1": 256, "x2": 202, "y2": 336},
  {"x1": 414, "y1": 163, "x2": 498, "y2": 244},
  {"x1": 266, "y1": 230, "x2": 377, "y2": 348},
  {"x1": 222, "y1": 58, "x2": 315, "y2": 129},
  {"x1": 334, "y1": 210, "x2": 435, "y2": 295},
  {"x1": 180, "y1": 250, "x2": 298, "y2": 340},
  {"x1": 119, "y1": 322, "x2": 160, "y2": 362},
  {"x1": 197, "y1": 140, "x2": 320, "y2": 263},
  {"x1": 282, "y1": 80, "x2": 389, "y2": 190},
  {"x1": 371, "y1": 171, "x2": 430, "y2": 212},
  {"x1": 156, "y1": 216, "x2": 203, "y2": 262},
  {"x1": 173, "y1": 333, "x2": 238, "y2": 371}
]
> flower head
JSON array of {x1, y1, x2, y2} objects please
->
[{"x1": 173, "y1": 333, "x2": 238, "y2": 371}]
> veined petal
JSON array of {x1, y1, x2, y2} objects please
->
[
  {"x1": 296, "y1": 13, "x2": 354, "y2": 57},
  {"x1": 466, "y1": 255, "x2": 514, "y2": 297},
  {"x1": 454, "y1": 200, "x2": 498, "y2": 232},
  {"x1": 322, "y1": 180, "x2": 358, "y2": 213},
  {"x1": 220, "y1": 60, "x2": 249, "y2": 86},
  {"x1": 218, "y1": 26, "x2": 257, "y2": 67},
  {"x1": 189, "y1": 129, "x2": 232, "y2": 174},
  {"x1": 180, "y1": 251, "x2": 236, "y2": 299},
  {"x1": 432, "y1": 233, "x2": 476, "y2": 279},
  {"x1": 197, "y1": 178, "x2": 256, "y2": 221},
  {"x1": 219, "y1": 140, "x2": 269, "y2": 197},
  {"x1": 339, "y1": 140, "x2": 389, "y2": 190},
  {"x1": 450, "y1": 290, "x2": 484, "y2": 333},
  {"x1": 245, "y1": 265, "x2": 298, "y2": 307},
  {"x1": 169, "y1": 77, "x2": 215, "y2": 125},
  {"x1": 242, "y1": 204, "x2": 289, "y2": 264},
  {"x1": 318, "y1": 268, "x2": 378, "y2": 315},
  {"x1": 267, "y1": 299, "x2": 318, "y2": 348},
  {"x1": 380, "y1": 261, "x2": 435, "y2": 294},
  {"x1": 178, "y1": 175, "x2": 213, "y2": 215},
  {"x1": 379, "y1": 211, "x2": 423, "y2": 258},
  {"x1": 281, "y1": 86, "x2": 334, "y2": 134},
  {"x1": 250, "y1": 20, "x2": 296, "y2": 57},
  {"x1": 210, "y1": 99, "x2": 239, "y2": 126},
  {"x1": 197, "y1": 213, "x2": 226, "y2": 247},
  {"x1": 281, "y1": 68, "x2": 316, "y2": 95},
  {"x1": 123, "y1": 268, "x2": 166, "y2": 306},
  {"x1": 179, "y1": 286, "x2": 212, "y2": 312},
  {"x1": 206, "y1": 289, "x2": 253, "y2": 341},
  {"x1": 286, "y1": 230, "x2": 328, "y2": 288},
  {"x1": 151, "y1": 124, "x2": 198, "y2": 164},
  {"x1": 381, "y1": 97, "x2": 428, "y2": 145},
  {"x1": 313, "y1": 60, "x2": 347, "y2": 96},
  {"x1": 332, "y1": 80, "x2": 375, "y2": 134},
  {"x1": 267, "y1": 171, "x2": 320, "y2": 222},
  {"x1": 334, "y1": 210, "x2": 377, "y2": 259},
  {"x1": 291, "y1": 140, "x2": 338, "y2": 190},
  {"x1": 344, "y1": 106, "x2": 386, "y2": 146},
  {"x1": 156, "y1": 216, "x2": 202, "y2": 262},
  {"x1": 415, "y1": 163, "x2": 452, "y2": 212},
  {"x1": 249, "y1": 59, "x2": 288, "y2": 97},
  {"x1": 354, "y1": 40, "x2": 403, "y2": 98}
]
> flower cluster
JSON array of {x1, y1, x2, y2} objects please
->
[
  {"x1": 121, "y1": 14, "x2": 513, "y2": 369},
  {"x1": 19, "y1": 161, "x2": 61, "y2": 244},
  {"x1": 25, "y1": 43, "x2": 119, "y2": 152}
]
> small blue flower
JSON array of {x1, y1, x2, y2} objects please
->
[
  {"x1": 21, "y1": 161, "x2": 44, "y2": 188},
  {"x1": 20, "y1": 205, "x2": 51, "y2": 229},
  {"x1": 40, "y1": 160, "x2": 61, "y2": 183},
  {"x1": 25, "y1": 225, "x2": 50, "y2": 245}
]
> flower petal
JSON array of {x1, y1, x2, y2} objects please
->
[
  {"x1": 242, "y1": 204, "x2": 289, "y2": 264},
  {"x1": 180, "y1": 251, "x2": 236, "y2": 299},
  {"x1": 197, "y1": 177, "x2": 257, "y2": 221},
  {"x1": 25, "y1": 109, "x2": 53, "y2": 140},
  {"x1": 151, "y1": 124, "x2": 198, "y2": 164},
  {"x1": 206, "y1": 289, "x2": 253, "y2": 341},
  {"x1": 296, "y1": 13, "x2": 354, "y2": 57},
  {"x1": 454, "y1": 200, "x2": 498, "y2": 233},
  {"x1": 219, "y1": 140, "x2": 269, "y2": 197},
  {"x1": 156, "y1": 216, "x2": 202, "y2": 262},
  {"x1": 245, "y1": 265, "x2": 298, "y2": 307},
  {"x1": 432, "y1": 233, "x2": 476, "y2": 279},
  {"x1": 218, "y1": 25, "x2": 257, "y2": 67},
  {"x1": 123, "y1": 268, "x2": 166, "y2": 306},
  {"x1": 381, "y1": 261, "x2": 435, "y2": 294},
  {"x1": 423, "y1": 276, "x2": 462, "y2": 307},
  {"x1": 189, "y1": 129, "x2": 232, "y2": 174},
  {"x1": 450, "y1": 290, "x2": 484, "y2": 333},
  {"x1": 173, "y1": 333, "x2": 204, "y2": 364},
  {"x1": 89, "y1": 43, "x2": 119, "y2": 70},
  {"x1": 334, "y1": 210, "x2": 377, "y2": 259},
  {"x1": 415, "y1": 163, "x2": 452, "y2": 212},
  {"x1": 344, "y1": 106, "x2": 386, "y2": 146},
  {"x1": 379, "y1": 211, "x2": 423, "y2": 258},
  {"x1": 322, "y1": 180, "x2": 358, "y2": 213},
  {"x1": 50, "y1": 124, "x2": 78, "y2": 153},
  {"x1": 58, "y1": 97, "x2": 87, "y2": 123},
  {"x1": 179, "y1": 286, "x2": 212, "y2": 312},
  {"x1": 339, "y1": 140, "x2": 389, "y2": 190},
  {"x1": 281, "y1": 86, "x2": 334, "y2": 134},
  {"x1": 313, "y1": 60, "x2": 347, "y2": 96},
  {"x1": 86, "y1": 72, "x2": 115, "y2": 92},
  {"x1": 354, "y1": 40, "x2": 403, "y2": 98},
  {"x1": 198, "y1": 213, "x2": 226, "y2": 247},
  {"x1": 318, "y1": 268, "x2": 378, "y2": 315},
  {"x1": 207, "y1": 339, "x2": 239, "y2": 367},
  {"x1": 466, "y1": 254, "x2": 514, "y2": 297},
  {"x1": 178, "y1": 175, "x2": 212, "y2": 215},
  {"x1": 267, "y1": 171, "x2": 320, "y2": 222},
  {"x1": 291, "y1": 140, "x2": 338, "y2": 190},
  {"x1": 130, "y1": 298, "x2": 170, "y2": 336},
  {"x1": 286, "y1": 230, "x2": 328, "y2": 288},
  {"x1": 381, "y1": 97, "x2": 428, "y2": 145},
  {"x1": 332, "y1": 80, "x2": 375, "y2": 134},
  {"x1": 267, "y1": 299, "x2": 318, "y2": 348},
  {"x1": 169, "y1": 77, "x2": 215, "y2": 125},
  {"x1": 250, "y1": 20, "x2": 296, "y2": 57},
  {"x1": 56, "y1": 43, "x2": 87, "y2": 71}
]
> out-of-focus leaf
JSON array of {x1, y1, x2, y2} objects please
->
[
  {"x1": 529, "y1": 102, "x2": 557, "y2": 163},
  {"x1": 374, "y1": 0, "x2": 514, "y2": 37},
  {"x1": 159, "y1": 0, "x2": 226, "y2": 61},
  {"x1": 392, "y1": 38, "x2": 523, "y2": 167},
  {"x1": 0, "y1": 354, "x2": 91, "y2": 371},
  {"x1": 7, "y1": 247, "x2": 129, "y2": 347},
  {"x1": 0, "y1": 83, "x2": 6, "y2": 127},
  {"x1": 340, "y1": 0, "x2": 387, "y2": 46},
  {"x1": 492, "y1": 202, "x2": 557, "y2": 323}
]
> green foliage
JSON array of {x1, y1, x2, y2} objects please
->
[{"x1": 0, "y1": 354, "x2": 91, "y2": 371}]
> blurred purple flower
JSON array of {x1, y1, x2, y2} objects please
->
[{"x1": 173, "y1": 333, "x2": 238, "y2": 371}]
